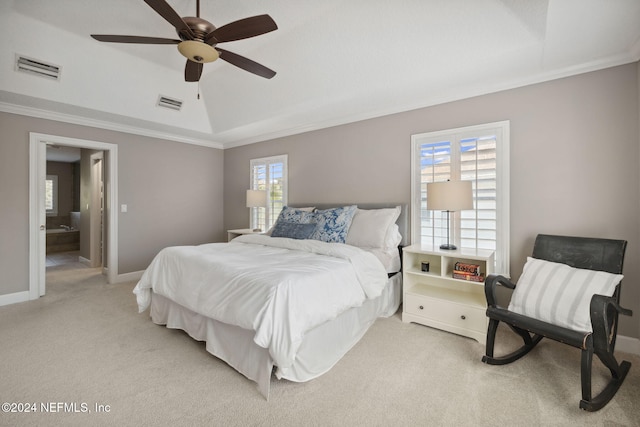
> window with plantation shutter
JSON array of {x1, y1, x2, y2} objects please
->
[
  {"x1": 411, "y1": 121, "x2": 510, "y2": 275},
  {"x1": 250, "y1": 155, "x2": 288, "y2": 231}
]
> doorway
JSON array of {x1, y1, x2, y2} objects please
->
[
  {"x1": 44, "y1": 145, "x2": 80, "y2": 270},
  {"x1": 44, "y1": 147, "x2": 105, "y2": 270},
  {"x1": 29, "y1": 133, "x2": 118, "y2": 299}
]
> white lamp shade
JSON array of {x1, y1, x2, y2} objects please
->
[
  {"x1": 426, "y1": 180, "x2": 474, "y2": 211},
  {"x1": 246, "y1": 189, "x2": 268, "y2": 208}
]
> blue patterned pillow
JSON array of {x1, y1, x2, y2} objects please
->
[
  {"x1": 273, "y1": 206, "x2": 316, "y2": 225},
  {"x1": 309, "y1": 205, "x2": 357, "y2": 243},
  {"x1": 271, "y1": 221, "x2": 317, "y2": 239}
]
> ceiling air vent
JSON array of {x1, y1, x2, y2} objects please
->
[
  {"x1": 157, "y1": 95, "x2": 183, "y2": 111},
  {"x1": 15, "y1": 55, "x2": 61, "y2": 80}
]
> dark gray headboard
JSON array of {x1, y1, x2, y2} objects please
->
[{"x1": 289, "y1": 203, "x2": 409, "y2": 247}]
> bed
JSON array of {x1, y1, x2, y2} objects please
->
[{"x1": 133, "y1": 203, "x2": 407, "y2": 399}]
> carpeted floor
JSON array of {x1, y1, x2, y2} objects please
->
[{"x1": 1, "y1": 262, "x2": 639, "y2": 426}]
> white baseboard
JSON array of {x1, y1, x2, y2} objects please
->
[
  {"x1": 79, "y1": 256, "x2": 92, "y2": 267},
  {"x1": 115, "y1": 270, "x2": 144, "y2": 283},
  {"x1": 617, "y1": 335, "x2": 640, "y2": 356},
  {"x1": 0, "y1": 291, "x2": 30, "y2": 307},
  {"x1": 0, "y1": 270, "x2": 144, "y2": 307}
]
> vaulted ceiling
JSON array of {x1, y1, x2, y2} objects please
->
[{"x1": 1, "y1": 0, "x2": 639, "y2": 149}]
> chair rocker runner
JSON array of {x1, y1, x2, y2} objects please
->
[{"x1": 482, "y1": 234, "x2": 633, "y2": 411}]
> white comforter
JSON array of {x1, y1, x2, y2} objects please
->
[{"x1": 133, "y1": 234, "x2": 388, "y2": 369}]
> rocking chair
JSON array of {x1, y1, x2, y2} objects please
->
[{"x1": 482, "y1": 234, "x2": 633, "y2": 411}]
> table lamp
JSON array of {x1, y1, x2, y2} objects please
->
[
  {"x1": 246, "y1": 189, "x2": 268, "y2": 231},
  {"x1": 426, "y1": 180, "x2": 473, "y2": 250}
]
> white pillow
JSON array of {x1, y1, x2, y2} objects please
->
[
  {"x1": 508, "y1": 257, "x2": 623, "y2": 333},
  {"x1": 384, "y1": 223, "x2": 402, "y2": 249},
  {"x1": 346, "y1": 206, "x2": 401, "y2": 249}
]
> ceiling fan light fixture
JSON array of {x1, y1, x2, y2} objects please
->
[{"x1": 178, "y1": 40, "x2": 219, "y2": 63}]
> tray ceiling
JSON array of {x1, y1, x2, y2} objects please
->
[{"x1": 1, "y1": 0, "x2": 639, "y2": 148}]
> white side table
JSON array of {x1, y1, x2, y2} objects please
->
[
  {"x1": 227, "y1": 228, "x2": 263, "y2": 241},
  {"x1": 402, "y1": 244, "x2": 495, "y2": 344}
]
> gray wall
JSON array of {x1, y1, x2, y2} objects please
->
[
  {"x1": 0, "y1": 112, "x2": 225, "y2": 296},
  {"x1": 225, "y1": 63, "x2": 640, "y2": 339}
]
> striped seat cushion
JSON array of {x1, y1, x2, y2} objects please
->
[{"x1": 508, "y1": 257, "x2": 623, "y2": 333}]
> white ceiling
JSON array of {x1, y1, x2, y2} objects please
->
[{"x1": 1, "y1": 0, "x2": 639, "y2": 149}]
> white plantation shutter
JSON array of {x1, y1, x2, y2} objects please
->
[
  {"x1": 250, "y1": 155, "x2": 288, "y2": 230},
  {"x1": 250, "y1": 162, "x2": 268, "y2": 229},
  {"x1": 416, "y1": 140, "x2": 452, "y2": 248},
  {"x1": 411, "y1": 122, "x2": 510, "y2": 275},
  {"x1": 460, "y1": 134, "x2": 497, "y2": 251}
]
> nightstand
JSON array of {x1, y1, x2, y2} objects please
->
[
  {"x1": 227, "y1": 228, "x2": 263, "y2": 241},
  {"x1": 402, "y1": 244, "x2": 495, "y2": 344}
]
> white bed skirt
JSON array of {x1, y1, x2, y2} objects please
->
[{"x1": 149, "y1": 273, "x2": 402, "y2": 399}]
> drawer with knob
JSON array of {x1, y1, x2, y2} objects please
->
[{"x1": 403, "y1": 292, "x2": 486, "y2": 334}]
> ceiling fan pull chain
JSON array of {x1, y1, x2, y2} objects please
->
[{"x1": 197, "y1": 80, "x2": 201, "y2": 100}]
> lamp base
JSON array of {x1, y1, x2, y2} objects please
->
[{"x1": 439, "y1": 243, "x2": 458, "y2": 250}]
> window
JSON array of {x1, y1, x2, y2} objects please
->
[
  {"x1": 250, "y1": 155, "x2": 288, "y2": 231},
  {"x1": 411, "y1": 121, "x2": 510, "y2": 275},
  {"x1": 45, "y1": 174, "x2": 58, "y2": 216}
]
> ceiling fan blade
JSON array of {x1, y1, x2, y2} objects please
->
[
  {"x1": 206, "y1": 15, "x2": 277, "y2": 44},
  {"x1": 217, "y1": 48, "x2": 276, "y2": 79},
  {"x1": 91, "y1": 35, "x2": 180, "y2": 44},
  {"x1": 185, "y1": 60, "x2": 204, "y2": 82},
  {"x1": 144, "y1": 0, "x2": 195, "y2": 39}
]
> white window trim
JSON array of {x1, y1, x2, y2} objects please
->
[
  {"x1": 250, "y1": 154, "x2": 288, "y2": 230},
  {"x1": 411, "y1": 120, "x2": 510, "y2": 276}
]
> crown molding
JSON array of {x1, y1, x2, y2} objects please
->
[{"x1": 0, "y1": 101, "x2": 224, "y2": 150}]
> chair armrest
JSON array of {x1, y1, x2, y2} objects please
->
[
  {"x1": 484, "y1": 274, "x2": 516, "y2": 308},
  {"x1": 590, "y1": 294, "x2": 633, "y2": 352},
  {"x1": 591, "y1": 294, "x2": 633, "y2": 318}
]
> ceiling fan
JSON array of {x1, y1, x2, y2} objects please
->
[{"x1": 91, "y1": 0, "x2": 277, "y2": 82}]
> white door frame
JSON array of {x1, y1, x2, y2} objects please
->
[{"x1": 29, "y1": 133, "x2": 118, "y2": 298}]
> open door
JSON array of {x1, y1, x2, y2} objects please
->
[{"x1": 89, "y1": 152, "x2": 104, "y2": 268}]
